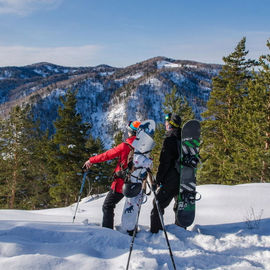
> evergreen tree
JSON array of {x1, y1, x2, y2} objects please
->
[
  {"x1": 0, "y1": 118, "x2": 7, "y2": 207},
  {"x1": 163, "y1": 85, "x2": 195, "y2": 126},
  {"x1": 49, "y1": 89, "x2": 90, "y2": 206},
  {"x1": 238, "y1": 40, "x2": 270, "y2": 182},
  {"x1": 33, "y1": 130, "x2": 56, "y2": 207},
  {"x1": 0, "y1": 105, "x2": 48, "y2": 209},
  {"x1": 151, "y1": 123, "x2": 165, "y2": 174},
  {"x1": 113, "y1": 131, "x2": 124, "y2": 147},
  {"x1": 258, "y1": 40, "x2": 270, "y2": 182},
  {"x1": 198, "y1": 37, "x2": 256, "y2": 184},
  {"x1": 85, "y1": 135, "x2": 113, "y2": 195}
]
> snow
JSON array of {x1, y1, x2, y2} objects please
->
[
  {"x1": 105, "y1": 101, "x2": 127, "y2": 146},
  {"x1": 68, "y1": 144, "x2": 76, "y2": 149},
  {"x1": 107, "y1": 102, "x2": 126, "y2": 123},
  {"x1": 143, "y1": 77, "x2": 162, "y2": 87},
  {"x1": 4, "y1": 70, "x2": 12, "y2": 78},
  {"x1": 99, "y1": 71, "x2": 115, "y2": 76},
  {"x1": 157, "y1": 61, "x2": 182, "y2": 69},
  {"x1": 157, "y1": 61, "x2": 199, "y2": 70},
  {"x1": 34, "y1": 69, "x2": 47, "y2": 77},
  {"x1": 170, "y1": 72, "x2": 186, "y2": 85},
  {"x1": 128, "y1": 72, "x2": 144, "y2": 80},
  {"x1": 46, "y1": 65, "x2": 59, "y2": 73},
  {"x1": 185, "y1": 64, "x2": 198, "y2": 69},
  {"x1": 90, "y1": 81, "x2": 104, "y2": 92},
  {"x1": 51, "y1": 88, "x2": 66, "y2": 98},
  {"x1": 0, "y1": 71, "x2": 12, "y2": 79},
  {"x1": 115, "y1": 72, "x2": 144, "y2": 84},
  {"x1": 1, "y1": 183, "x2": 270, "y2": 270}
]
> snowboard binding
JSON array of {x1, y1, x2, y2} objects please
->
[
  {"x1": 122, "y1": 181, "x2": 142, "y2": 198},
  {"x1": 179, "y1": 190, "x2": 201, "y2": 210},
  {"x1": 182, "y1": 153, "x2": 200, "y2": 168}
]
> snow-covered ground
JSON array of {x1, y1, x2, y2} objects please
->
[{"x1": 1, "y1": 183, "x2": 270, "y2": 270}]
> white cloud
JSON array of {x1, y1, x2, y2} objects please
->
[
  {"x1": 0, "y1": 45, "x2": 102, "y2": 67},
  {"x1": 0, "y1": 0, "x2": 63, "y2": 15}
]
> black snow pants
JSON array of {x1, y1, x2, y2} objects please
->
[
  {"x1": 102, "y1": 189, "x2": 124, "y2": 229},
  {"x1": 150, "y1": 179, "x2": 179, "y2": 233}
]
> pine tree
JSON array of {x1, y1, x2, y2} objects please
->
[
  {"x1": 0, "y1": 117, "x2": 8, "y2": 207},
  {"x1": 33, "y1": 130, "x2": 55, "y2": 208},
  {"x1": 258, "y1": 40, "x2": 270, "y2": 182},
  {"x1": 113, "y1": 131, "x2": 124, "y2": 147},
  {"x1": 49, "y1": 89, "x2": 90, "y2": 206},
  {"x1": 151, "y1": 123, "x2": 165, "y2": 174},
  {"x1": 0, "y1": 105, "x2": 48, "y2": 209},
  {"x1": 163, "y1": 85, "x2": 195, "y2": 125},
  {"x1": 198, "y1": 37, "x2": 256, "y2": 185},
  {"x1": 238, "y1": 40, "x2": 270, "y2": 182},
  {"x1": 85, "y1": 135, "x2": 113, "y2": 195}
]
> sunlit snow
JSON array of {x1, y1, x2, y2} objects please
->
[{"x1": 0, "y1": 183, "x2": 270, "y2": 269}]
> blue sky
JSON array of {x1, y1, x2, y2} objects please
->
[{"x1": 0, "y1": 0, "x2": 269, "y2": 67}]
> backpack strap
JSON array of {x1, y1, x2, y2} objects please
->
[
  {"x1": 124, "y1": 141, "x2": 134, "y2": 150},
  {"x1": 134, "y1": 151, "x2": 151, "y2": 156},
  {"x1": 124, "y1": 142, "x2": 134, "y2": 167}
]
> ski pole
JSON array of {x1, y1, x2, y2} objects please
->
[
  {"x1": 126, "y1": 180, "x2": 146, "y2": 270},
  {"x1": 147, "y1": 170, "x2": 177, "y2": 270},
  {"x1": 72, "y1": 170, "x2": 89, "y2": 223}
]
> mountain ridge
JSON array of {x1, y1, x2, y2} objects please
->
[{"x1": 0, "y1": 56, "x2": 222, "y2": 147}]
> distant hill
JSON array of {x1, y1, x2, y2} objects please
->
[{"x1": 0, "y1": 57, "x2": 221, "y2": 147}]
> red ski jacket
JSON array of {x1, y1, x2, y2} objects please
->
[{"x1": 89, "y1": 136, "x2": 136, "y2": 193}]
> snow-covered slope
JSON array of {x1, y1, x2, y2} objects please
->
[
  {"x1": 0, "y1": 57, "x2": 221, "y2": 148},
  {"x1": 1, "y1": 183, "x2": 270, "y2": 269}
]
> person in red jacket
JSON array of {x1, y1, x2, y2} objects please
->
[{"x1": 84, "y1": 120, "x2": 141, "y2": 229}]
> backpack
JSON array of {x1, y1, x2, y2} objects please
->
[{"x1": 114, "y1": 142, "x2": 134, "y2": 179}]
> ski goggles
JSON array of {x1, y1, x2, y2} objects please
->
[
  {"x1": 165, "y1": 113, "x2": 180, "y2": 128},
  {"x1": 165, "y1": 113, "x2": 171, "y2": 121}
]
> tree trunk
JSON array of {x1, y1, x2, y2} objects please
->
[{"x1": 10, "y1": 171, "x2": 16, "y2": 208}]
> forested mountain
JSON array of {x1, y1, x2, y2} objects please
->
[{"x1": 0, "y1": 57, "x2": 221, "y2": 147}]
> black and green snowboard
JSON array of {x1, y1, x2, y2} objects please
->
[{"x1": 176, "y1": 120, "x2": 201, "y2": 228}]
